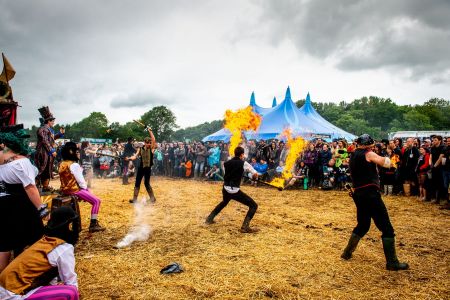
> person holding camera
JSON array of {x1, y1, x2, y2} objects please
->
[{"x1": 341, "y1": 134, "x2": 409, "y2": 271}]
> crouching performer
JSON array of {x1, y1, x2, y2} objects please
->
[
  {"x1": 341, "y1": 134, "x2": 409, "y2": 271},
  {"x1": 59, "y1": 142, "x2": 105, "y2": 233},
  {"x1": 0, "y1": 206, "x2": 80, "y2": 299},
  {"x1": 205, "y1": 146, "x2": 259, "y2": 233}
]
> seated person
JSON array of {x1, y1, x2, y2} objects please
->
[
  {"x1": 0, "y1": 206, "x2": 80, "y2": 300},
  {"x1": 205, "y1": 164, "x2": 223, "y2": 181},
  {"x1": 58, "y1": 142, "x2": 105, "y2": 233},
  {"x1": 336, "y1": 158, "x2": 350, "y2": 190},
  {"x1": 286, "y1": 160, "x2": 309, "y2": 189},
  {"x1": 322, "y1": 158, "x2": 337, "y2": 190},
  {"x1": 253, "y1": 158, "x2": 269, "y2": 181}
]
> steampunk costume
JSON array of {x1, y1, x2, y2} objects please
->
[
  {"x1": 34, "y1": 106, "x2": 63, "y2": 191},
  {"x1": 0, "y1": 207, "x2": 80, "y2": 299}
]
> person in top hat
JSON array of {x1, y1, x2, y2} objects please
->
[
  {"x1": 35, "y1": 106, "x2": 65, "y2": 192},
  {"x1": 0, "y1": 126, "x2": 48, "y2": 273},
  {"x1": 0, "y1": 206, "x2": 80, "y2": 299},
  {"x1": 341, "y1": 134, "x2": 409, "y2": 271}
]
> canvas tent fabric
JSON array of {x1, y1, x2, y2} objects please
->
[
  {"x1": 298, "y1": 93, "x2": 356, "y2": 141},
  {"x1": 249, "y1": 92, "x2": 274, "y2": 116},
  {"x1": 202, "y1": 87, "x2": 357, "y2": 142}
]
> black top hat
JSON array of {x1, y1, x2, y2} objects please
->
[{"x1": 38, "y1": 106, "x2": 55, "y2": 121}]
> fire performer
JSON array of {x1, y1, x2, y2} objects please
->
[
  {"x1": 205, "y1": 146, "x2": 260, "y2": 233},
  {"x1": 35, "y1": 106, "x2": 64, "y2": 192},
  {"x1": 128, "y1": 127, "x2": 157, "y2": 204},
  {"x1": 58, "y1": 142, "x2": 105, "y2": 233},
  {"x1": 341, "y1": 134, "x2": 409, "y2": 271}
]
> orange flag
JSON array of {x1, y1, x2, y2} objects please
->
[{"x1": 0, "y1": 53, "x2": 16, "y2": 83}]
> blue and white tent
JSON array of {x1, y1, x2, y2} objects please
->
[
  {"x1": 298, "y1": 93, "x2": 356, "y2": 141},
  {"x1": 202, "y1": 87, "x2": 356, "y2": 142},
  {"x1": 249, "y1": 92, "x2": 276, "y2": 116}
]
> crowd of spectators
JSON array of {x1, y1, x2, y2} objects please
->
[{"x1": 46, "y1": 135, "x2": 450, "y2": 209}]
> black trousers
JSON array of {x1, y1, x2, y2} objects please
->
[
  {"x1": 135, "y1": 166, "x2": 152, "y2": 189},
  {"x1": 352, "y1": 187, "x2": 395, "y2": 238},
  {"x1": 209, "y1": 188, "x2": 258, "y2": 223}
]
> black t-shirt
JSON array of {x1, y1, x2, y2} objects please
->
[{"x1": 430, "y1": 145, "x2": 445, "y2": 165}]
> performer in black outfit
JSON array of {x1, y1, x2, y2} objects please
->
[
  {"x1": 205, "y1": 146, "x2": 259, "y2": 233},
  {"x1": 341, "y1": 134, "x2": 409, "y2": 271},
  {"x1": 128, "y1": 128, "x2": 156, "y2": 204}
]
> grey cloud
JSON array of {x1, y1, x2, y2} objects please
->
[
  {"x1": 256, "y1": 0, "x2": 450, "y2": 82},
  {"x1": 110, "y1": 91, "x2": 173, "y2": 108}
]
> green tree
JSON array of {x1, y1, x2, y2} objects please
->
[
  {"x1": 140, "y1": 106, "x2": 178, "y2": 141},
  {"x1": 172, "y1": 120, "x2": 224, "y2": 141},
  {"x1": 67, "y1": 112, "x2": 109, "y2": 141},
  {"x1": 402, "y1": 109, "x2": 433, "y2": 130}
]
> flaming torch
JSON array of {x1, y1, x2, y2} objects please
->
[
  {"x1": 270, "y1": 128, "x2": 307, "y2": 190},
  {"x1": 224, "y1": 106, "x2": 262, "y2": 157}
]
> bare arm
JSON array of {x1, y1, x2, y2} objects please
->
[
  {"x1": 147, "y1": 128, "x2": 156, "y2": 149},
  {"x1": 24, "y1": 184, "x2": 43, "y2": 209},
  {"x1": 366, "y1": 151, "x2": 391, "y2": 168}
]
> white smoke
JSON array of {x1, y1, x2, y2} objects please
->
[{"x1": 115, "y1": 199, "x2": 153, "y2": 248}]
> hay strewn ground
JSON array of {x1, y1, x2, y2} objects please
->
[{"x1": 57, "y1": 177, "x2": 449, "y2": 299}]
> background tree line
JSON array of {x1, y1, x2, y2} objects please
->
[{"x1": 25, "y1": 97, "x2": 449, "y2": 143}]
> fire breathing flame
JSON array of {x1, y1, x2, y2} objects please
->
[
  {"x1": 224, "y1": 106, "x2": 262, "y2": 157},
  {"x1": 270, "y1": 128, "x2": 307, "y2": 189}
]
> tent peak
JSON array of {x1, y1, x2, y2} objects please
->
[
  {"x1": 284, "y1": 86, "x2": 292, "y2": 101},
  {"x1": 305, "y1": 92, "x2": 311, "y2": 105},
  {"x1": 249, "y1": 91, "x2": 256, "y2": 106},
  {"x1": 272, "y1": 97, "x2": 277, "y2": 107}
]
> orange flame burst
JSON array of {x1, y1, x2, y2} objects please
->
[
  {"x1": 270, "y1": 128, "x2": 307, "y2": 189},
  {"x1": 224, "y1": 106, "x2": 262, "y2": 157}
]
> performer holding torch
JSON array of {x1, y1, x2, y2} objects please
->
[
  {"x1": 205, "y1": 146, "x2": 260, "y2": 233},
  {"x1": 128, "y1": 125, "x2": 157, "y2": 204},
  {"x1": 341, "y1": 134, "x2": 409, "y2": 271}
]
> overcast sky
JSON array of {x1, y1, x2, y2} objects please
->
[{"x1": 1, "y1": 0, "x2": 449, "y2": 129}]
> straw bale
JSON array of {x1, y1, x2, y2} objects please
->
[{"x1": 50, "y1": 177, "x2": 450, "y2": 299}]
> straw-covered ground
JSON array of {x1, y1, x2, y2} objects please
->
[{"x1": 53, "y1": 177, "x2": 449, "y2": 299}]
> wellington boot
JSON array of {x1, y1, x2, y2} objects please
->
[
  {"x1": 89, "y1": 219, "x2": 106, "y2": 233},
  {"x1": 383, "y1": 185, "x2": 388, "y2": 196},
  {"x1": 239, "y1": 226, "x2": 260, "y2": 233},
  {"x1": 382, "y1": 237, "x2": 409, "y2": 271},
  {"x1": 205, "y1": 213, "x2": 217, "y2": 224},
  {"x1": 129, "y1": 187, "x2": 140, "y2": 203},
  {"x1": 341, "y1": 233, "x2": 361, "y2": 260},
  {"x1": 145, "y1": 186, "x2": 157, "y2": 203},
  {"x1": 240, "y1": 216, "x2": 258, "y2": 233}
]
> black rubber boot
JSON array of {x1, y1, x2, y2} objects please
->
[
  {"x1": 129, "y1": 187, "x2": 140, "y2": 203},
  {"x1": 205, "y1": 213, "x2": 216, "y2": 224},
  {"x1": 89, "y1": 219, "x2": 105, "y2": 233},
  {"x1": 382, "y1": 237, "x2": 409, "y2": 271},
  {"x1": 145, "y1": 185, "x2": 156, "y2": 203},
  {"x1": 240, "y1": 215, "x2": 259, "y2": 233},
  {"x1": 341, "y1": 233, "x2": 361, "y2": 260}
]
